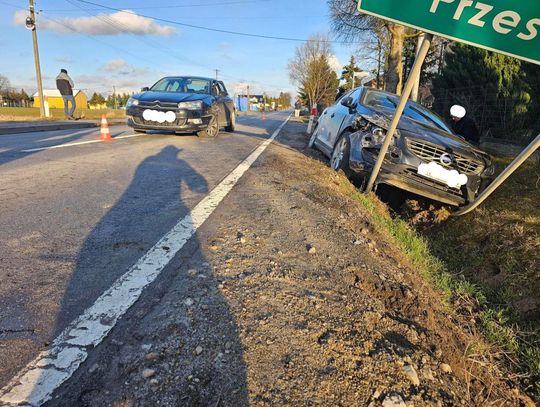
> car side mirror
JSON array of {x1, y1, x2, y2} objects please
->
[
  {"x1": 341, "y1": 96, "x2": 356, "y2": 109},
  {"x1": 141, "y1": 87, "x2": 149, "y2": 92}
]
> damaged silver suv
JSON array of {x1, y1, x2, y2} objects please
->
[{"x1": 310, "y1": 87, "x2": 495, "y2": 206}]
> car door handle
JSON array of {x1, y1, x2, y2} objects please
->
[{"x1": 331, "y1": 113, "x2": 336, "y2": 118}]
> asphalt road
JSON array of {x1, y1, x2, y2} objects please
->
[{"x1": 0, "y1": 111, "x2": 291, "y2": 390}]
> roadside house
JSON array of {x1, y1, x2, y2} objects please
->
[{"x1": 33, "y1": 89, "x2": 88, "y2": 109}]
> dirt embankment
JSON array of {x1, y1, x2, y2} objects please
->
[{"x1": 48, "y1": 120, "x2": 533, "y2": 406}]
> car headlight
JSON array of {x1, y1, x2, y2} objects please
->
[
  {"x1": 371, "y1": 127, "x2": 386, "y2": 144},
  {"x1": 178, "y1": 101, "x2": 203, "y2": 110},
  {"x1": 362, "y1": 126, "x2": 396, "y2": 148},
  {"x1": 126, "y1": 97, "x2": 139, "y2": 107}
]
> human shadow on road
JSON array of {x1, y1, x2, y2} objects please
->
[{"x1": 38, "y1": 145, "x2": 249, "y2": 406}]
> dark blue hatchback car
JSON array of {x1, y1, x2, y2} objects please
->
[{"x1": 126, "y1": 76, "x2": 235, "y2": 138}]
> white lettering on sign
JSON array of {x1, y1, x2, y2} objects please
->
[
  {"x1": 493, "y1": 11, "x2": 521, "y2": 34},
  {"x1": 430, "y1": 0, "x2": 454, "y2": 14},
  {"x1": 469, "y1": 3, "x2": 493, "y2": 28},
  {"x1": 518, "y1": 18, "x2": 540, "y2": 41},
  {"x1": 429, "y1": 0, "x2": 540, "y2": 41},
  {"x1": 453, "y1": 0, "x2": 473, "y2": 21}
]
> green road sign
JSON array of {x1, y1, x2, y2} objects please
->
[{"x1": 358, "y1": 0, "x2": 540, "y2": 65}]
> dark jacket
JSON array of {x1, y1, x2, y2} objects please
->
[
  {"x1": 452, "y1": 115, "x2": 480, "y2": 144},
  {"x1": 56, "y1": 72, "x2": 74, "y2": 96}
]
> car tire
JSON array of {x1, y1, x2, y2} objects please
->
[
  {"x1": 330, "y1": 132, "x2": 352, "y2": 175},
  {"x1": 308, "y1": 122, "x2": 319, "y2": 149},
  {"x1": 198, "y1": 115, "x2": 219, "y2": 138},
  {"x1": 225, "y1": 110, "x2": 236, "y2": 132}
]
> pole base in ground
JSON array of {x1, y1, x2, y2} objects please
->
[{"x1": 307, "y1": 115, "x2": 315, "y2": 134}]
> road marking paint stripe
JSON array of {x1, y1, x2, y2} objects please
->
[
  {"x1": 21, "y1": 134, "x2": 144, "y2": 152},
  {"x1": 0, "y1": 114, "x2": 291, "y2": 407}
]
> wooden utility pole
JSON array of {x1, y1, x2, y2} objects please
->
[{"x1": 29, "y1": 0, "x2": 45, "y2": 118}]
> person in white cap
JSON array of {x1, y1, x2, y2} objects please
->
[{"x1": 450, "y1": 105, "x2": 479, "y2": 144}]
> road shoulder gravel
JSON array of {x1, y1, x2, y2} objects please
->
[{"x1": 46, "y1": 120, "x2": 530, "y2": 406}]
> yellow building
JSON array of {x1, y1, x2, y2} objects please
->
[{"x1": 33, "y1": 89, "x2": 88, "y2": 109}]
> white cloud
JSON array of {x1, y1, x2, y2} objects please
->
[
  {"x1": 103, "y1": 59, "x2": 129, "y2": 72},
  {"x1": 101, "y1": 59, "x2": 149, "y2": 77},
  {"x1": 14, "y1": 10, "x2": 176, "y2": 36},
  {"x1": 327, "y1": 54, "x2": 342, "y2": 74}
]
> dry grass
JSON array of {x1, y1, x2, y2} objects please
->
[
  {"x1": 426, "y1": 158, "x2": 540, "y2": 398},
  {"x1": 0, "y1": 107, "x2": 126, "y2": 121}
]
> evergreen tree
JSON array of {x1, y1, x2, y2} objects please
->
[
  {"x1": 89, "y1": 92, "x2": 106, "y2": 106},
  {"x1": 340, "y1": 56, "x2": 361, "y2": 91},
  {"x1": 433, "y1": 43, "x2": 531, "y2": 140}
]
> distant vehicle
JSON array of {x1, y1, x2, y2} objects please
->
[
  {"x1": 126, "y1": 76, "x2": 235, "y2": 137},
  {"x1": 310, "y1": 87, "x2": 495, "y2": 207}
]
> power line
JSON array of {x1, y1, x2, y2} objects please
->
[
  {"x1": 0, "y1": 0, "x2": 23, "y2": 9},
  {"x1": 58, "y1": 0, "x2": 285, "y2": 91},
  {"x1": 45, "y1": 0, "x2": 272, "y2": 12},
  {"x1": 72, "y1": 0, "x2": 359, "y2": 44}
]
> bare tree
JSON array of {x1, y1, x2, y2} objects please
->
[
  {"x1": 0, "y1": 74, "x2": 11, "y2": 95},
  {"x1": 355, "y1": 27, "x2": 389, "y2": 89},
  {"x1": 328, "y1": 0, "x2": 417, "y2": 94},
  {"x1": 288, "y1": 33, "x2": 339, "y2": 109}
]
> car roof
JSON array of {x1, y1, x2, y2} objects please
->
[{"x1": 160, "y1": 76, "x2": 215, "y2": 81}]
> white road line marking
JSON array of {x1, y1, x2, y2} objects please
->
[
  {"x1": 0, "y1": 114, "x2": 291, "y2": 407},
  {"x1": 21, "y1": 134, "x2": 144, "y2": 153}
]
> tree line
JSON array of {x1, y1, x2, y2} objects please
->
[
  {"x1": 89, "y1": 92, "x2": 133, "y2": 109},
  {"x1": 0, "y1": 74, "x2": 31, "y2": 106}
]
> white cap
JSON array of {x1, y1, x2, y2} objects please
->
[{"x1": 450, "y1": 105, "x2": 466, "y2": 119}]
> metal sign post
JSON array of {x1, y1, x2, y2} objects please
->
[
  {"x1": 453, "y1": 134, "x2": 540, "y2": 216},
  {"x1": 365, "y1": 33, "x2": 434, "y2": 192}
]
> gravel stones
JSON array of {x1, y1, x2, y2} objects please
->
[
  {"x1": 142, "y1": 369, "x2": 156, "y2": 379},
  {"x1": 440, "y1": 363, "x2": 453, "y2": 374},
  {"x1": 382, "y1": 393, "x2": 407, "y2": 407},
  {"x1": 403, "y1": 364, "x2": 420, "y2": 386}
]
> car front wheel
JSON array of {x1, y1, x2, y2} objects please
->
[
  {"x1": 198, "y1": 115, "x2": 219, "y2": 138},
  {"x1": 330, "y1": 132, "x2": 351, "y2": 175}
]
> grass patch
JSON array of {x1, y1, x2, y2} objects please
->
[
  {"x1": 0, "y1": 107, "x2": 126, "y2": 121},
  {"x1": 337, "y1": 164, "x2": 540, "y2": 399}
]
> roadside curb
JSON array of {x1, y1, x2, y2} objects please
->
[{"x1": 0, "y1": 120, "x2": 126, "y2": 135}]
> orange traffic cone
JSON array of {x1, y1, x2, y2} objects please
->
[{"x1": 100, "y1": 115, "x2": 112, "y2": 141}]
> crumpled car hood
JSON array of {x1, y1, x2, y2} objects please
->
[{"x1": 359, "y1": 109, "x2": 488, "y2": 160}]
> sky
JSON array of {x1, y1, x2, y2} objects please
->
[{"x1": 0, "y1": 0, "x2": 363, "y2": 98}]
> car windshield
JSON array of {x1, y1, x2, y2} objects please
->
[
  {"x1": 362, "y1": 89, "x2": 452, "y2": 133},
  {"x1": 150, "y1": 77, "x2": 211, "y2": 94}
]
